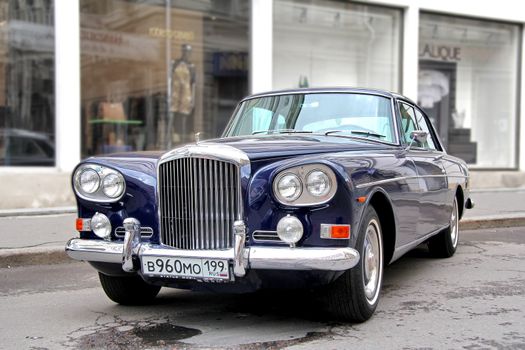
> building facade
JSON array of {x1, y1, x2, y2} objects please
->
[{"x1": 1, "y1": 0, "x2": 525, "y2": 209}]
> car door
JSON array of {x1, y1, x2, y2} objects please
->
[{"x1": 398, "y1": 102, "x2": 449, "y2": 236}]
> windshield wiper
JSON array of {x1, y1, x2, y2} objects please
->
[
  {"x1": 252, "y1": 129, "x2": 313, "y2": 135},
  {"x1": 324, "y1": 130, "x2": 386, "y2": 139}
]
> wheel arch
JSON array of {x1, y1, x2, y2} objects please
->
[{"x1": 367, "y1": 189, "x2": 396, "y2": 265}]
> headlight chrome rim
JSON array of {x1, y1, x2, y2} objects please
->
[
  {"x1": 272, "y1": 163, "x2": 337, "y2": 206},
  {"x1": 73, "y1": 164, "x2": 126, "y2": 202}
]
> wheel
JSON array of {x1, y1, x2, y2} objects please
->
[
  {"x1": 325, "y1": 206, "x2": 384, "y2": 322},
  {"x1": 428, "y1": 196, "x2": 459, "y2": 258},
  {"x1": 98, "y1": 273, "x2": 161, "y2": 305}
]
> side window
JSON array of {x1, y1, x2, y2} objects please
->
[
  {"x1": 414, "y1": 108, "x2": 437, "y2": 150},
  {"x1": 398, "y1": 102, "x2": 418, "y2": 144}
]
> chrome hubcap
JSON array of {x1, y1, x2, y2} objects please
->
[
  {"x1": 450, "y1": 199, "x2": 459, "y2": 248},
  {"x1": 363, "y1": 219, "x2": 382, "y2": 305}
]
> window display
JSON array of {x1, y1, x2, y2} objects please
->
[
  {"x1": 0, "y1": 0, "x2": 55, "y2": 166},
  {"x1": 80, "y1": 0, "x2": 249, "y2": 157},
  {"x1": 419, "y1": 13, "x2": 520, "y2": 168},
  {"x1": 273, "y1": 0, "x2": 402, "y2": 91}
]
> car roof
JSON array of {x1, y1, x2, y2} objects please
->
[
  {"x1": 241, "y1": 87, "x2": 415, "y2": 103},
  {"x1": 0, "y1": 128, "x2": 52, "y2": 141}
]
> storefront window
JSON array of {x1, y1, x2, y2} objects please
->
[
  {"x1": 80, "y1": 0, "x2": 249, "y2": 157},
  {"x1": 273, "y1": 0, "x2": 402, "y2": 91},
  {"x1": 419, "y1": 13, "x2": 520, "y2": 168},
  {"x1": 0, "y1": 0, "x2": 55, "y2": 166}
]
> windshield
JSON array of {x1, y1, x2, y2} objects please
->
[{"x1": 224, "y1": 93, "x2": 396, "y2": 143}]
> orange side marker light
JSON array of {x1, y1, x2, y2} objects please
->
[
  {"x1": 76, "y1": 218, "x2": 91, "y2": 231},
  {"x1": 320, "y1": 224, "x2": 351, "y2": 239},
  {"x1": 331, "y1": 225, "x2": 350, "y2": 239},
  {"x1": 357, "y1": 196, "x2": 367, "y2": 203}
]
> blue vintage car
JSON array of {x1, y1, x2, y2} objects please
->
[{"x1": 66, "y1": 88, "x2": 473, "y2": 322}]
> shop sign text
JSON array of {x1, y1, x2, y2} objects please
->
[{"x1": 419, "y1": 44, "x2": 461, "y2": 62}]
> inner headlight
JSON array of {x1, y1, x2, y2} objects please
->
[
  {"x1": 306, "y1": 170, "x2": 331, "y2": 197},
  {"x1": 73, "y1": 164, "x2": 126, "y2": 202},
  {"x1": 102, "y1": 173, "x2": 125, "y2": 198},
  {"x1": 276, "y1": 174, "x2": 302, "y2": 201}
]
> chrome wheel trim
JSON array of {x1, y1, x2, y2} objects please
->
[
  {"x1": 363, "y1": 218, "x2": 383, "y2": 305},
  {"x1": 450, "y1": 198, "x2": 459, "y2": 249}
]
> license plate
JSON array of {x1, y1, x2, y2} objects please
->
[{"x1": 141, "y1": 256, "x2": 230, "y2": 281}]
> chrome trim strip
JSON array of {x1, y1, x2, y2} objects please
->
[
  {"x1": 392, "y1": 226, "x2": 446, "y2": 262},
  {"x1": 66, "y1": 239, "x2": 359, "y2": 272},
  {"x1": 114, "y1": 226, "x2": 153, "y2": 238},
  {"x1": 252, "y1": 230, "x2": 284, "y2": 243},
  {"x1": 140, "y1": 245, "x2": 236, "y2": 260},
  {"x1": 355, "y1": 174, "x2": 459, "y2": 189}
]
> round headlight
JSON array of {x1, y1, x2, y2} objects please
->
[
  {"x1": 91, "y1": 212, "x2": 111, "y2": 240},
  {"x1": 276, "y1": 174, "x2": 302, "y2": 201},
  {"x1": 79, "y1": 169, "x2": 100, "y2": 194},
  {"x1": 306, "y1": 170, "x2": 331, "y2": 197},
  {"x1": 102, "y1": 173, "x2": 125, "y2": 198},
  {"x1": 277, "y1": 215, "x2": 303, "y2": 245}
]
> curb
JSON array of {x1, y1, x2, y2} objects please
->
[
  {"x1": 0, "y1": 246, "x2": 71, "y2": 268},
  {"x1": 460, "y1": 215, "x2": 525, "y2": 231},
  {"x1": 0, "y1": 206, "x2": 76, "y2": 218},
  {"x1": 1, "y1": 216, "x2": 524, "y2": 268}
]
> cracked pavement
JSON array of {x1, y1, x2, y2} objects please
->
[{"x1": 0, "y1": 226, "x2": 524, "y2": 349}]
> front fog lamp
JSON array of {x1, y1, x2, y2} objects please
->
[
  {"x1": 277, "y1": 215, "x2": 303, "y2": 245},
  {"x1": 79, "y1": 168, "x2": 100, "y2": 194},
  {"x1": 306, "y1": 170, "x2": 331, "y2": 197},
  {"x1": 90, "y1": 213, "x2": 111, "y2": 240},
  {"x1": 276, "y1": 174, "x2": 302, "y2": 202},
  {"x1": 102, "y1": 173, "x2": 125, "y2": 198}
]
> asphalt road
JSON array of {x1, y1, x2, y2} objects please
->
[{"x1": 1, "y1": 227, "x2": 524, "y2": 350}]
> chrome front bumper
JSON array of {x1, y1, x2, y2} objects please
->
[
  {"x1": 66, "y1": 217, "x2": 360, "y2": 277},
  {"x1": 66, "y1": 240, "x2": 359, "y2": 276}
]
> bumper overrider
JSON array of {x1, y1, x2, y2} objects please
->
[{"x1": 66, "y1": 218, "x2": 360, "y2": 279}]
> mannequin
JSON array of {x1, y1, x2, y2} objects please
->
[{"x1": 167, "y1": 44, "x2": 196, "y2": 147}]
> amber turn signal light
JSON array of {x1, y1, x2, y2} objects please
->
[
  {"x1": 76, "y1": 218, "x2": 91, "y2": 232},
  {"x1": 320, "y1": 224, "x2": 351, "y2": 239}
]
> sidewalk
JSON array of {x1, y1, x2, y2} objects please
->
[{"x1": 1, "y1": 188, "x2": 525, "y2": 267}]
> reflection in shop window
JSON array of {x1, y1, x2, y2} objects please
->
[
  {"x1": 0, "y1": 0, "x2": 55, "y2": 166},
  {"x1": 80, "y1": 0, "x2": 249, "y2": 157},
  {"x1": 419, "y1": 13, "x2": 520, "y2": 168},
  {"x1": 273, "y1": 0, "x2": 402, "y2": 91}
]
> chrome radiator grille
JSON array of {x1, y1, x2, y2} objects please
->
[{"x1": 158, "y1": 157, "x2": 240, "y2": 250}]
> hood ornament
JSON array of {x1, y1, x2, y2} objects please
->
[{"x1": 195, "y1": 132, "x2": 201, "y2": 143}]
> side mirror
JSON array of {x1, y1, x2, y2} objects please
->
[{"x1": 405, "y1": 130, "x2": 428, "y2": 151}]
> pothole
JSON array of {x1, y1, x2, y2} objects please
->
[
  {"x1": 70, "y1": 320, "x2": 202, "y2": 349},
  {"x1": 135, "y1": 323, "x2": 201, "y2": 346}
]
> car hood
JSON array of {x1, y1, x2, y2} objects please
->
[
  {"x1": 203, "y1": 135, "x2": 390, "y2": 161},
  {"x1": 92, "y1": 135, "x2": 393, "y2": 169}
]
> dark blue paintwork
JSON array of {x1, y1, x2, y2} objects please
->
[{"x1": 73, "y1": 88, "x2": 471, "y2": 288}]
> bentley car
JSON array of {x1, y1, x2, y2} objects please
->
[{"x1": 66, "y1": 88, "x2": 473, "y2": 322}]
